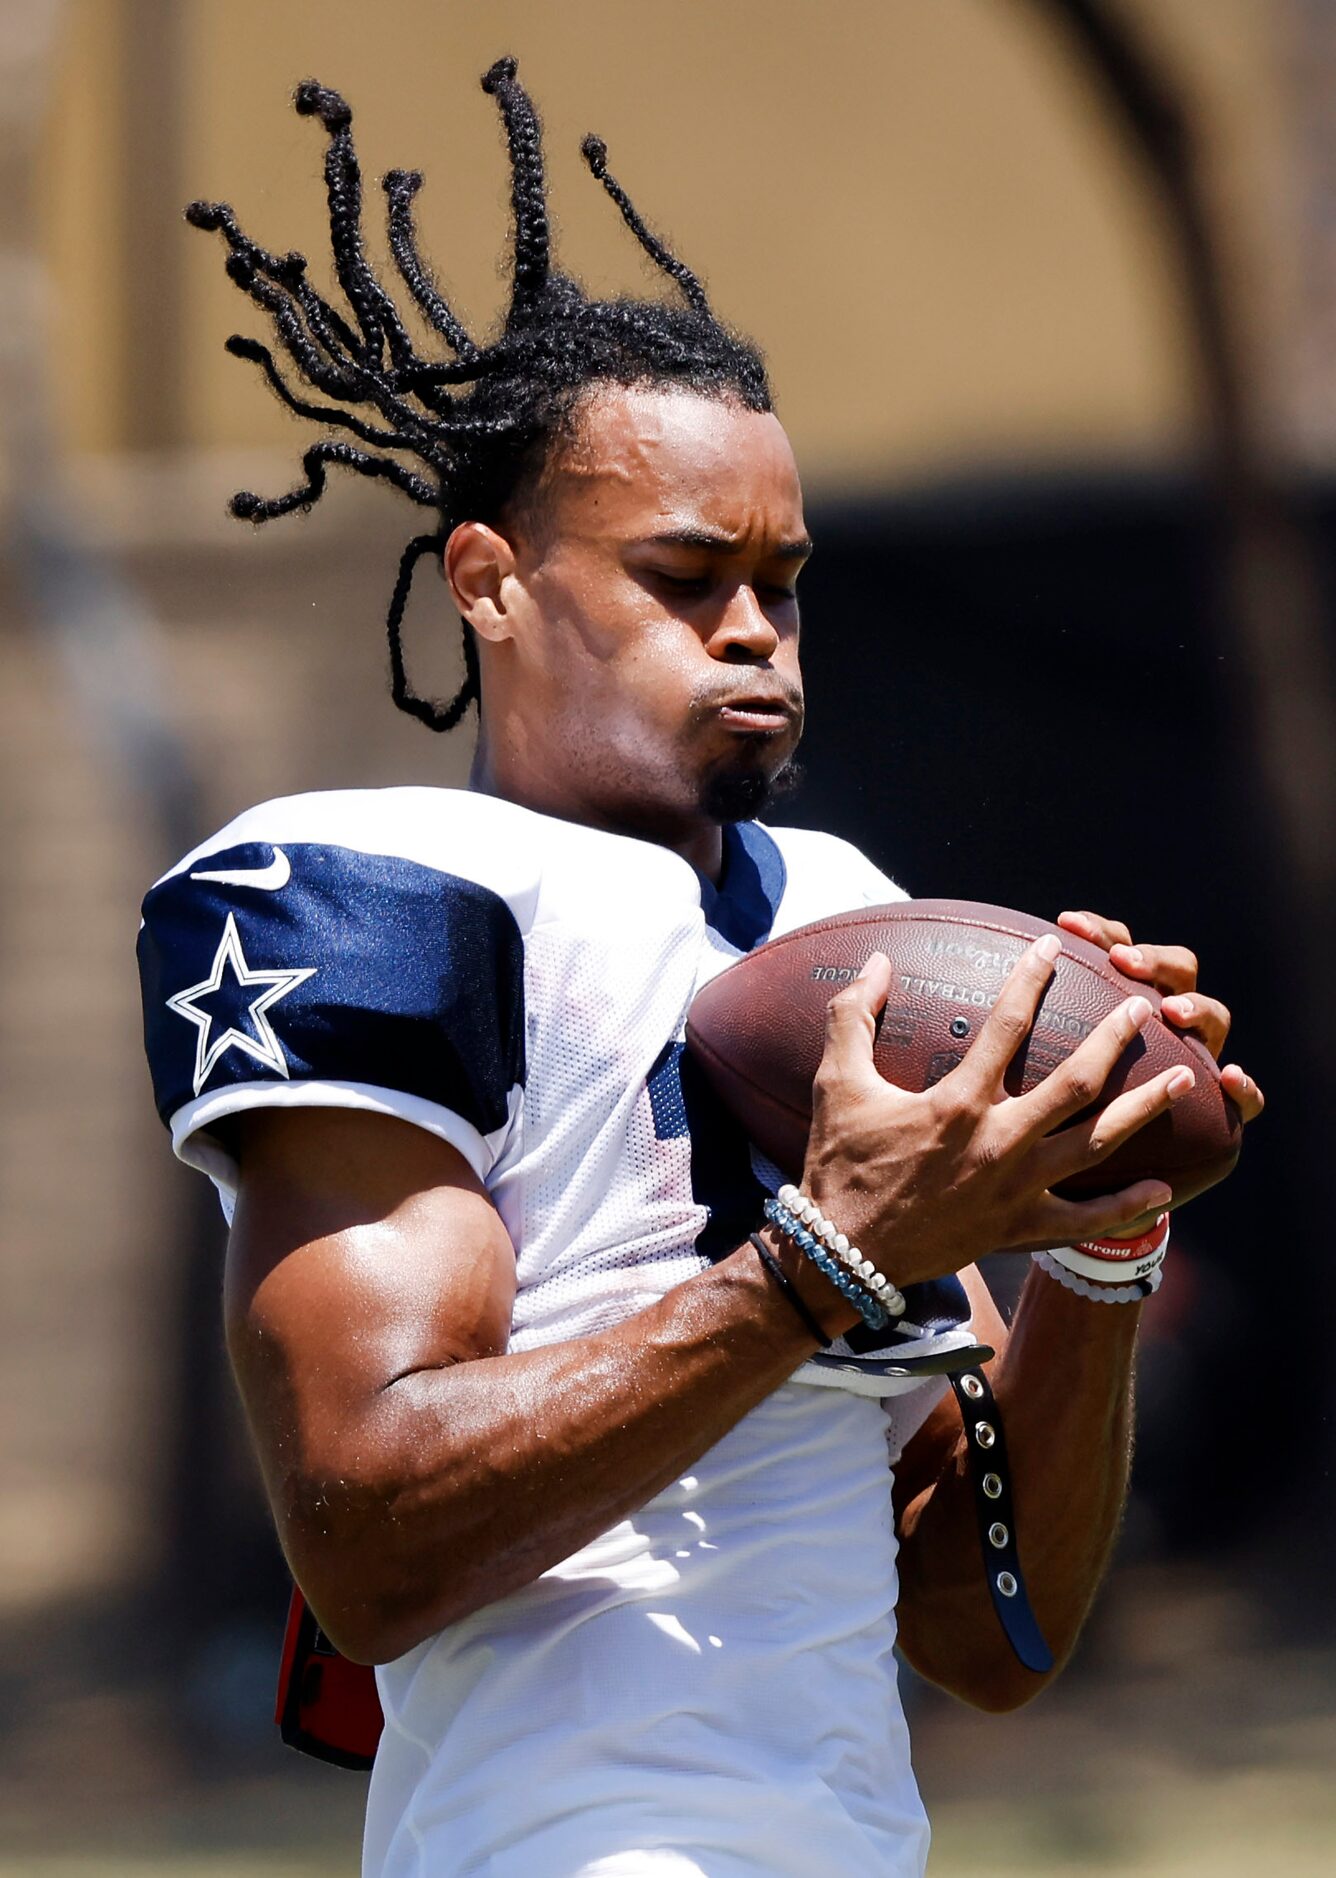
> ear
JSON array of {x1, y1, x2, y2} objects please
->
[{"x1": 444, "y1": 522, "x2": 520, "y2": 642}]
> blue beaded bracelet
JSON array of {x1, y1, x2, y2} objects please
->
[{"x1": 764, "y1": 1198, "x2": 891, "y2": 1331}]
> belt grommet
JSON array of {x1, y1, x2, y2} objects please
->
[
  {"x1": 996, "y1": 1570, "x2": 1018, "y2": 1598},
  {"x1": 960, "y1": 1373, "x2": 985, "y2": 1400},
  {"x1": 982, "y1": 1472, "x2": 1002, "y2": 1499},
  {"x1": 988, "y1": 1522, "x2": 1009, "y2": 1549},
  {"x1": 973, "y1": 1421, "x2": 996, "y2": 1449}
]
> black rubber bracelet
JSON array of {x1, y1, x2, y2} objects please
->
[
  {"x1": 748, "y1": 1232, "x2": 833, "y2": 1348},
  {"x1": 947, "y1": 1366, "x2": 1054, "y2": 1675}
]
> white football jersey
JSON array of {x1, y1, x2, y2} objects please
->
[{"x1": 139, "y1": 788, "x2": 991, "y2": 1877}]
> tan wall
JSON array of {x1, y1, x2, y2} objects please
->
[
  {"x1": 42, "y1": 0, "x2": 1289, "y2": 488},
  {"x1": 8, "y1": 0, "x2": 1298, "y2": 1619}
]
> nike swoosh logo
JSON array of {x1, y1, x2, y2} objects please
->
[{"x1": 191, "y1": 847, "x2": 291, "y2": 892}]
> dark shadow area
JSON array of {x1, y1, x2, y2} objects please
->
[{"x1": 796, "y1": 464, "x2": 1325, "y2": 1565}]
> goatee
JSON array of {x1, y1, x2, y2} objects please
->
[{"x1": 700, "y1": 755, "x2": 804, "y2": 825}]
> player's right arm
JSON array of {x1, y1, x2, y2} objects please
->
[
  {"x1": 226, "y1": 938, "x2": 1177, "y2": 1667},
  {"x1": 225, "y1": 1103, "x2": 843, "y2": 1664}
]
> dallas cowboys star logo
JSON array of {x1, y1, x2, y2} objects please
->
[{"x1": 166, "y1": 912, "x2": 316, "y2": 1096}]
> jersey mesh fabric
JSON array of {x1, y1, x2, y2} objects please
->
[
  {"x1": 503, "y1": 914, "x2": 707, "y2": 1349},
  {"x1": 365, "y1": 1381, "x2": 945, "y2": 1878}
]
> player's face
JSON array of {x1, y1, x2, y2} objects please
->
[{"x1": 477, "y1": 385, "x2": 809, "y2": 856}]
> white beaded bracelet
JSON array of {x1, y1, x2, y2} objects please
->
[
  {"x1": 776, "y1": 1184, "x2": 906, "y2": 1318},
  {"x1": 1033, "y1": 1248, "x2": 1164, "y2": 1305}
]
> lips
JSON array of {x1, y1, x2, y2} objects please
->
[{"x1": 714, "y1": 693, "x2": 800, "y2": 732}]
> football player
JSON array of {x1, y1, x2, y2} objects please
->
[{"x1": 138, "y1": 60, "x2": 1263, "y2": 1878}]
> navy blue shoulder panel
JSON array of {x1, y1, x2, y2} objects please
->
[
  {"x1": 138, "y1": 841, "x2": 525, "y2": 1133},
  {"x1": 701, "y1": 822, "x2": 787, "y2": 953}
]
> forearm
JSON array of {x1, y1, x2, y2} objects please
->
[
  {"x1": 274, "y1": 1235, "x2": 840, "y2": 1663},
  {"x1": 896, "y1": 1263, "x2": 1140, "y2": 1709}
]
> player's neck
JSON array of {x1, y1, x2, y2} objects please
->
[{"x1": 468, "y1": 738, "x2": 725, "y2": 882}]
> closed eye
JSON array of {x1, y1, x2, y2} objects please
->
[
  {"x1": 650, "y1": 570, "x2": 713, "y2": 597},
  {"x1": 650, "y1": 571, "x2": 799, "y2": 602}
]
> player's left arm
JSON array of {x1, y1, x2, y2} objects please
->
[{"x1": 892, "y1": 910, "x2": 1264, "y2": 1711}]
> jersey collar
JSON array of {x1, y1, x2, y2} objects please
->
[{"x1": 698, "y1": 822, "x2": 787, "y2": 953}]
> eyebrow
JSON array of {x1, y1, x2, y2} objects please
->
[{"x1": 638, "y1": 528, "x2": 815, "y2": 560}]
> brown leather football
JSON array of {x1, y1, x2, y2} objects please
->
[{"x1": 686, "y1": 899, "x2": 1242, "y2": 1207}]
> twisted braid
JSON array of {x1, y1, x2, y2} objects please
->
[
  {"x1": 222, "y1": 335, "x2": 422, "y2": 452},
  {"x1": 480, "y1": 57, "x2": 551, "y2": 328},
  {"x1": 192, "y1": 57, "x2": 770, "y2": 732},
  {"x1": 385, "y1": 533, "x2": 477, "y2": 731},
  {"x1": 294, "y1": 83, "x2": 392, "y2": 367},
  {"x1": 581, "y1": 136, "x2": 711, "y2": 314},
  {"x1": 229, "y1": 440, "x2": 439, "y2": 522},
  {"x1": 383, "y1": 169, "x2": 480, "y2": 361}
]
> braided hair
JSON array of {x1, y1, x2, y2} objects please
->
[{"x1": 188, "y1": 56, "x2": 772, "y2": 732}]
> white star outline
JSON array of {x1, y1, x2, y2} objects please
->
[{"x1": 166, "y1": 911, "x2": 317, "y2": 1096}]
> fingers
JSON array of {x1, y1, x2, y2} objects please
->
[
  {"x1": 1013, "y1": 992, "x2": 1156, "y2": 1135},
  {"x1": 1097, "y1": 1202, "x2": 1172, "y2": 1242},
  {"x1": 1109, "y1": 941, "x2": 1199, "y2": 996},
  {"x1": 1160, "y1": 991, "x2": 1230, "y2": 1060},
  {"x1": 1097, "y1": 932, "x2": 1230, "y2": 1060},
  {"x1": 815, "y1": 951, "x2": 894, "y2": 1096},
  {"x1": 1058, "y1": 909, "x2": 1132, "y2": 952},
  {"x1": 1220, "y1": 1062, "x2": 1265, "y2": 1123},
  {"x1": 1061, "y1": 913, "x2": 1202, "y2": 1001},
  {"x1": 954, "y1": 934, "x2": 1061, "y2": 1093},
  {"x1": 1029, "y1": 1177, "x2": 1176, "y2": 1249},
  {"x1": 1038, "y1": 1064, "x2": 1194, "y2": 1185}
]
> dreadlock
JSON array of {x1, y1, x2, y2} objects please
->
[{"x1": 188, "y1": 55, "x2": 771, "y2": 732}]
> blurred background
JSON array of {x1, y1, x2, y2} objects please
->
[{"x1": 3, "y1": 0, "x2": 1334, "y2": 1872}]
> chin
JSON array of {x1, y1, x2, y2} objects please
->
[{"x1": 699, "y1": 753, "x2": 803, "y2": 825}]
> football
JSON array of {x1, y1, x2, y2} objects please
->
[{"x1": 686, "y1": 899, "x2": 1242, "y2": 1208}]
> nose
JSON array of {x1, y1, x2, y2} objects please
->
[{"x1": 705, "y1": 585, "x2": 781, "y2": 664}]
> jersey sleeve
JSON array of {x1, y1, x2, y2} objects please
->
[{"x1": 137, "y1": 814, "x2": 528, "y2": 1209}]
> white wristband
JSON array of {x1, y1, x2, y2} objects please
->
[
  {"x1": 1049, "y1": 1239, "x2": 1167, "y2": 1285},
  {"x1": 1033, "y1": 1248, "x2": 1164, "y2": 1305}
]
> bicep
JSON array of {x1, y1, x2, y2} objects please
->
[{"x1": 224, "y1": 1106, "x2": 516, "y2": 1507}]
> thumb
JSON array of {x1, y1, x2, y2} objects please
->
[{"x1": 820, "y1": 951, "x2": 892, "y2": 1083}]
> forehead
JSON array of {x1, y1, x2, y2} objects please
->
[{"x1": 542, "y1": 384, "x2": 805, "y2": 544}]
